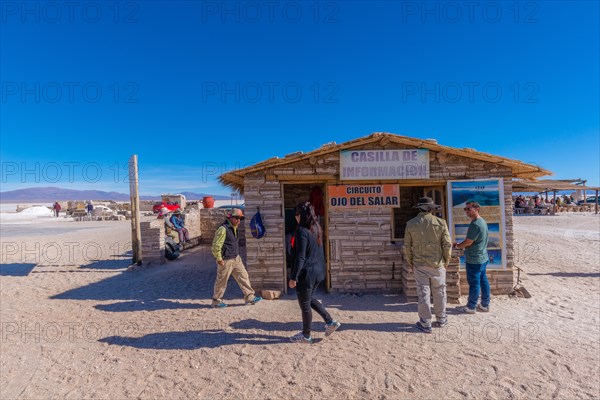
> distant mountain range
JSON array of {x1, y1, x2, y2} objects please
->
[{"x1": 0, "y1": 187, "x2": 232, "y2": 202}]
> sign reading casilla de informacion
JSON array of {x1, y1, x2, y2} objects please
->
[
  {"x1": 340, "y1": 149, "x2": 429, "y2": 180},
  {"x1": 328, "y1": 184, "x2": 400, "y2": 209}
]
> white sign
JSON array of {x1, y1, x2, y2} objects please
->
[{"x1": 340, "y1": 149, "x2": 429, "y2": 180}]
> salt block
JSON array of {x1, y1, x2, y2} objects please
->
[{"x1": 261, "y1": 290, "x2": 281, "y2": 300}]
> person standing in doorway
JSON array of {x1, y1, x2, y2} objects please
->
[
  {"x1": 211, "y1": 208, "x2": 262, "y2": 308},
  {"x1": 288, "y1": 202, "x2": 340, "y2": 344},
  {"x1": 404, "y1": 197, "x2": 452, "y2": 333},
  {"x1": 454, "y1": 201, "x2": 490, "y2": 314}
]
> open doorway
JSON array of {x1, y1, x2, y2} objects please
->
[
  {"x1": 391, "y1": 185, "x2": 447, "y2": 241},
  {"x1": 283, "y1": 183, "x2": 327, "y2": 292}
]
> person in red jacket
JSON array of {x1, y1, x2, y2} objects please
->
[{"x1": 52, "y1": 201, "x2": 61, "y2": 217}]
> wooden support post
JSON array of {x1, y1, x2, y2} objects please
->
[
  {"x1": 596, "y1": 189, "x2": 599, "y2": 215},
  {"x1": 552, "y1": 191, "x2": 557, "y2": 215},
  {"x1": 129, "y1": 155, "x2": 142, "y2": 264}
]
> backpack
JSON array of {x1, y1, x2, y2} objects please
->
[{"x1": 250, "y1": 209, "x2": 266, "y2": 239}]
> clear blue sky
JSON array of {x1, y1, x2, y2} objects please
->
[{"x1": 1, "y1": 1, "x2": 598, "y2": 195}]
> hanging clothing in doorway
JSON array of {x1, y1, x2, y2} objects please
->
[{"x1": 309, "y1": 186, "x2": 325, "y2": 217}]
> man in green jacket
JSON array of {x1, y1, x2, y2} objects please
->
[
  {"x1": 211, "y1": 208, "x2": 262, "y2": 308},
  {"x1": 404, "y1": 197, "x2": 452, "y2": 333}
]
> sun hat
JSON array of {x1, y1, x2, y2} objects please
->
[
  {"x1": 227, "y1": 208, "x2": 245, "y2": 220},
  {"x1": 413, "y1": 197, "x2": 441, "y2": 211}
]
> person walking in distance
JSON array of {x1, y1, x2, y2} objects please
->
[{"x1": 52, "y1": 201, "x2": 61, "y2": 218}]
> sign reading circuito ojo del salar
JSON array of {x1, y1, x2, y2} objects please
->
[
  {"x1": 340, "y1": 149, "x2": 430, "y2": 180},
  {"x1": 328, "y1": 184, "x2": 400, "y2": 209}
]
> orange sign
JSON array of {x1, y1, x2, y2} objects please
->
[{"x1": 328, "y1": 184, "x2": 400, "y2": 209}]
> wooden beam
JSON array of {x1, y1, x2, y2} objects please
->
[
  {"x1": 128, "y1": 155, "x2": 142, "y2": 265},
  {"x1": 277, "y1": 175, "x2": 337, "y2": 182}
]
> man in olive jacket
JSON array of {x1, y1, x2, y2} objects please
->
[
  {"x1": 211, "y1": 208, "x2": 262, "y2": 308},
  {"x1": 404, "y1": 197, "x2": 452, "y2": 333}
]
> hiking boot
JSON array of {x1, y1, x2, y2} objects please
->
[
  {"x1": 212, "y1": 302, "x2": 227, "y2": 308},
  {"x1": 289, "y1": 332, "x2": 313, "y2": 344},
  {"x1": 460, "y1": 306, "x2": 476, "y2": 314},
  {"x1": 325, "y1": 320, "x2": 341, "y2": 337},
  {"x1": 433, "y1": 319, "x2": 448, "y2": 328},
  {"x1": 477, "y1": 304, "x2": 490, "y2": 312},
  {"x1": 415, "y1": 321, "x2": 432, "y2": 334},
  {"x1": 246, "y1": 296, "x2": 263, "y2": 305}
]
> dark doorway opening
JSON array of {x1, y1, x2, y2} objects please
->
[
  {"x1": 392, "y1": 185, "x2": 446, "y2": 240},
  {"x1": 283, "y1": 183, "x2": 327, "y2": 292}
]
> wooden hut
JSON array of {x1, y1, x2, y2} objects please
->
[{"x1": 219, "y1": 132, "x2": 549, "y2": 302}]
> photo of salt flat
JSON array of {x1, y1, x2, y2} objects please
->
[{"x1": 451, "y1": 180, "x2": 501, "y2": 208}]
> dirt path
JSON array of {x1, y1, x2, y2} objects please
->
[{"x1": 1, "y1": 214, "x2": 599, "y2": 399}]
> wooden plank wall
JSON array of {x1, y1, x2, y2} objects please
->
[{"x1": 243, "y1": 174, "x2": 286, "y2": 291}]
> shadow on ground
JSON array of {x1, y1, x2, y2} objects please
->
[
  {"x1": 79, "y1": 258, "x2": 132, "y2": 270},
  {"x1": 100, "y1": 330, "x2": 287, "y2": 350},
  {"x1": 51, "y1": 246, "x2": 227, "y2": 303},
  {"x1": 0, "y1": 263, "x2": 36, "y2": 276},
  {"x1": 325, "y1": 294, "x2": 415, "y2": 312},
  {"x1": 230, "y1": 318, "x2": 417, "y2": 334}
]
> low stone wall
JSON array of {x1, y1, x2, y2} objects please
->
[
  {"x1": 139, "y1": 208, "x2": 246, "y2": 265},
  {"x1": 140, "y1": 218, "x2": 165, "y2": 265},
  {"x1": 401, "y1": 252, "x2": 461, "y2": 304},
  {"x1": 200, "y1": 208, "x2": 227, "y2": 242},
  {"x1": 184, "y1": 209, "x2": 201, "y2": 238},
  {"x1": 198, "y1": 208, "x2": 247, "y2": 245},
  {"x1": 459, "y1": 269, "x2": 514, "y2": 296}
]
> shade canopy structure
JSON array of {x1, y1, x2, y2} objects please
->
[
  {"x1": 512, "y1": 179, "x2": 599, "y2": 193},
  {"x1": 220, "y1": 132, "x2": 551, "y2": 193}
]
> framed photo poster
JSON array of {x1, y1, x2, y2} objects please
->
[{"x1": 447, "y1": 179, "x2": 507, "y2": 270}]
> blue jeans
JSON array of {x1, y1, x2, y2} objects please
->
[{"x1": 465, "y1": 261, "x2": 490, "y2": 309}]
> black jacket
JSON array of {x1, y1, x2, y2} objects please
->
[
  {"x1": 290, "y1": 226, "x2": 325, "y2": 282},
  {"x1": 220, "y1": 221, "x2": 240, "y2": 260}
]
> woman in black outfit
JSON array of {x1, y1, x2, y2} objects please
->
[{"x1": 289, "y1": 202, "x2": 341, "y2": 344}]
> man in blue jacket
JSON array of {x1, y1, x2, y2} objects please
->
[{"x1": 170, "y1": 209, "x2": 190, "y2": 244}]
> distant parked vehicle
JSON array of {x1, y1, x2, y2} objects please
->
[
  {"x1": 577, "y1": 196, "x2": 599, "y2": 206},
  {"x1": 152, "y1": 201, "x2": 181, "y2": 213},
  {"x1": 93, "y1": 206, "x2": 116, "y2": 216}
]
